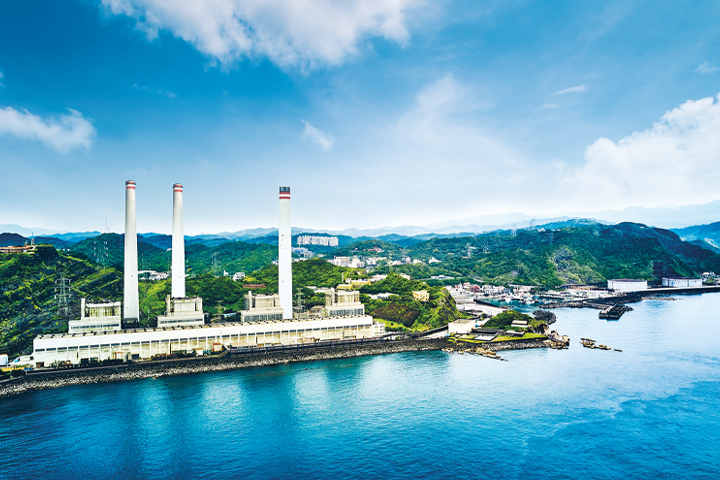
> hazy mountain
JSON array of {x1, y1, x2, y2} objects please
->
[
  {"x1": 565, "y1": 201, "x2": 720, "y2": 229},
  {"x1": 672, "y1": 221, "x2": 720, "y2": 251},
  {"x1": 0, "y1": 233, "x2": 28, "y2": 247},
  {"x1": 3, "y1": 199, "x2": 719, "y2": 242}
]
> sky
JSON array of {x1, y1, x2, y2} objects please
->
[{"x1": 1, "y1": 0, "x2": 720, "y2": 235}]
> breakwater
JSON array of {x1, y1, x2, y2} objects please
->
[{"x1": 0, "y1": 337, "x2": 552, "y2": 397}]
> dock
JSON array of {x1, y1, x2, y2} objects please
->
[{"x1": 598, "y1": 304, "x2": 632, "y2": 320}]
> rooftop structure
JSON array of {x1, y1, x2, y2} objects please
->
[
  {"x1": 241, "y1": 292, "x2": 284, "y2": 323},
  {"x1": 157, "y1": 296, "x2": 204, "y2": 328},
  {"x1": 325, "y1": 289, "x2": 365, "y2": 317},
  {"x1": 68, "y1": 299, "x2": 122, "y2": 334}
]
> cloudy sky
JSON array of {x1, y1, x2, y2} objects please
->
[{"x1": 1, "y1": 0, "x2": 720, "y2": 234}]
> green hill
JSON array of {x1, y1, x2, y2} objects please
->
[
  {"x1": 0, "y1": 246, "x2": 123, "y2": 357},
  {"x1": 365, "y1": 223, "x2": 720, "y2": 287},
  {"x1": 359, "y1": 274, "x2": 466, "y2": 330},
  {"x1": 70, "y1": 234, "x2": 277, "y2": 275}
]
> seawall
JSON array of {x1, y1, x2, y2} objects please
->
[{"x1": 0, "y1": 338, "x2": 549, "y2": 398}]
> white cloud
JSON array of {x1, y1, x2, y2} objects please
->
[
  {"x1": 393, "y1": 74, "x2": 526, "y2": 185},
  {"x1": 301, "y1": 120, "x2": 335, "y2": 151},
  {"x1": 551, "y1": 84, "x2": 587, "y2": 95},
  {"x1": 695, "y1": 61, "x2": 718, "y2": 74},
  {"x1": 562, "y1": 93, "x2": 720, "y2": 209},
  {"x1": 133, "y1": 83, "x2": 177, "y2": 98},
  {"x1": 0, "y1": 107, "x2": 96, "y2": 153},
  {"x1": 102, "y1": 0, "x2": 416, "y2": 69}
]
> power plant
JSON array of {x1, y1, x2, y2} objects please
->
[{"x1": 30, "y1": 182, "x2": 383, "y2": 366}]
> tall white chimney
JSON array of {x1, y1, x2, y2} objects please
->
[
  {"x1": 279, "y1": 186, "x2": 292, "y2": 319},
  {"x1": 123, "y1": 180, "x2": 139, "y2": 323},
  {"x1": 171, "y1": 183, "x2": 185, "y2": 298}
]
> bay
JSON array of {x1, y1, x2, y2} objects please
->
[{"x1": 1, "y1": 293, "x2": 719, "y2": 479}]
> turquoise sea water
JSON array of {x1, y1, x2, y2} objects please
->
[{"x1": 1, "y1": 294, "x2": 719, "y2": 479}]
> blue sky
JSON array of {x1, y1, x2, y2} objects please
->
[{"x1": 1, "y1": 0, "x2": 720, "y2": 234}]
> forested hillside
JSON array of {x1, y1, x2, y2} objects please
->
[
  {"x1": 369, "y1": 223, "x2": 720, "y2": 286},
  {"x1": 0, "y1": 246, "x2": 123, "y2": 357},
  {"x1": 359, "y1": 274, "x2": 467, "y2": 330}
]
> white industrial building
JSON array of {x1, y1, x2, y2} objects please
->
[
  {"x1": 448, "y1": 318, "x2": 483, "y2": 335},
  {"x1": 241, "y1": 292, "x2": 284, "y2": 323},
  {"x1": 29, "y1": 183, "x2": 385, "y2": 367},
  {"x1": 662, "y1": 277, "x2": 702, "y2": 288},
  {"x1": 607, "y1": 279, "x2": 648, "y2": 292},
  {"x1": 325, "y1": 289, "x2": 366, "y2": 317},
  {"x1": 32, "y1": 316, "x2": 382, "y2": 366},
  {"x1": 68, "y1": 299, "x2": 122, "y2": 334},
  {"x1": 456, "y1": 302, "x2": 506, "y2": 317},
  {"x1": 157, "y1": 296, "x2": 204, "y2": 328}
]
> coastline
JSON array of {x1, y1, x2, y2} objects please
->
[{"x1": 0, "y1": 338, "x2": 550, "y2": 398}]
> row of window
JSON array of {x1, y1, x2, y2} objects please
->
[{"x1": 36, "y1": 326, "x2": 371, "y2": 352}]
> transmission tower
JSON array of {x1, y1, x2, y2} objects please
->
[
  {"x1": 99, "y1": 220, "x2": 109, "y2": 267},
  {"x1": 295, "y1": 290, "x2": 305, "y2": 312},
  {"x1": 511, "y1": 223, "x2": 517, "y2": 237},
  {"x1": 54, "y1": 273, "x2": 73, "y2": 319},
  {"x1": 548, "y1": 231, "x2": 554, "y2": 246},
  {"x1": 529, "y1": 219, "x2": 535, "y2": 230},
  {"x1": 212, "y1": 253, "x2": 220, "y2": 276},
  {"x1": 483, "y1": 239, "x2": 490, "y2": 254}
]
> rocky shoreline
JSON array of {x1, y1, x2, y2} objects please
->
[{"x1": 0, "y1": 338, "x2": 551, "y2": 398}]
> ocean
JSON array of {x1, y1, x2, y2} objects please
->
[{"x1": 1, "y1": 293, "x2": 719, "y2": 479}]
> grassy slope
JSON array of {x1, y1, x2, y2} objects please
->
[{"x1": 0, "y1": 246, "x2": 123, "y2": 356}]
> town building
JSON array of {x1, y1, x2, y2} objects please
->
[
  {"x1": 297, "y1": 235, "x2": 339, "y2": 247},
  {"x1": 412, "y1": 290, "x2": 430, "y2": 302}
]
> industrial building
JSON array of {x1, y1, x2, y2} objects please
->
[
  {"x1": 31, "y1": 183, "x2": 384, "y2": 367},
  {"x1": 662, "y1": 277, "x2": 702, "y2": 288},
  {"x1": 68, "y1": 299, "x2": 122, "y2": 334},
  {"x1": 607, "y1": 279, "x2": 648, "y2": 292},
  {"x1": 31, "y1": 316, "x2": 381, "y2": 366}
]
